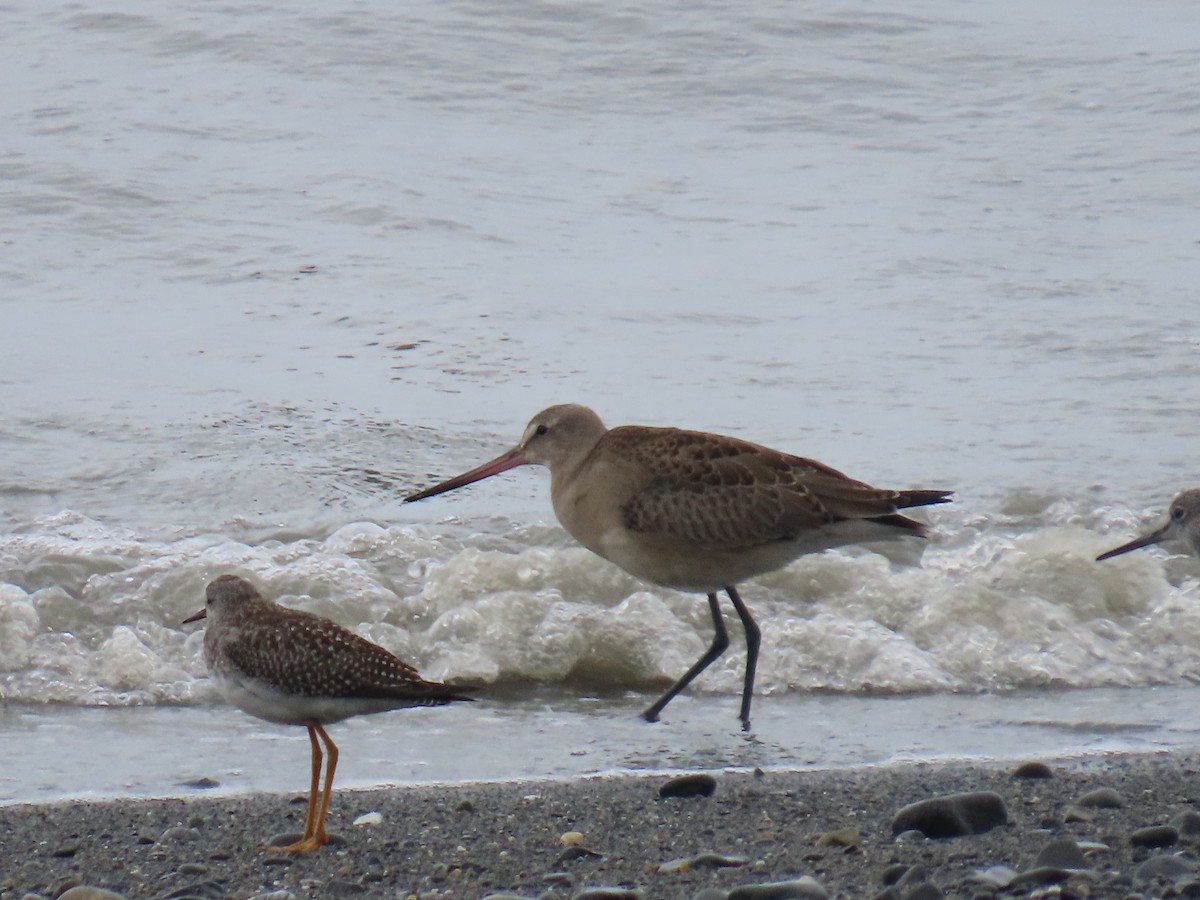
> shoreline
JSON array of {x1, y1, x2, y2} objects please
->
[
  {"x1": 4, "y1": 751, "x2": 1200, "y2": 899},
  {"x1": 10, "y1": 686, "x2": 1200, "y2": 808}
]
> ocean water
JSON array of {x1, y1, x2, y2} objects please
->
[{"x1": 3, "y1": 0, "x2": 1200, "y2": 803}]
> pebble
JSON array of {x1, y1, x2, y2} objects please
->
[
  {"x1": 658, "y1": 852, "x2": 747, "y2": 873},
  {"x1": 1033, "y1": 837, "x2": 1089, "y2": 869},
  {"x1": 1075, "y1": 788, "x2": 1123, "y2": 809},
  {"x1": 158, "y1": 825, "x2": 201, "y2": 844},
  {"x1": 893, "y1": 865, "x2": 931, "y2": 889},
  {"x1": 1011, "y1": 761, "x2": 1054, "y2": 779},
  {"x1": 247, "y1": 893, "x2": 296, "y2": 900},
  {"x1": 54, "y1": 877, "x2": 83, "y2": 896},
  {"x1": 969, "y1": 865, "x2": 1018, "y2": 888},
  {"x1": 725, "y1": 877, "x2": 829, "y2": 899},
  {"x1": 58, "y1": 889, "x2": 128, "y2": 900},
  {"x1": 880, "y1": 865, "x2": 941, "y2": 899},
  {"x1": 161, "y1": 881, "x2": 225, "y2": 900},
  {"x1": 1134, "y1": 854, "x2": 1195, "y2": 881},
  {"x1": 557, "y1": 844, "x2": 603, "y2": 862},
  {"x1": 659, "y1": 773, "x2": 717, "y2": 799},
  {"x1": 890, "y1": 791, "x2": 1008, "y2": 838},
  {"x1": 325, "y1": 879, "x2": 367, "y2": 894},
  {"x1": 814, "y1": 826, "x2": 858, "y2": 847},
  {"x1": 1063, "y1": 805, "x2": 1097, "y2": 823},
  {"x1": 690, "y1": 852, "x2": 747, "y2": 869},
  {"x1": 353, "y1": 811, "x2": 383, "y2": 827},
  {"x1": 1173, "y1": 810, "x2": 1200, "y2": 836},
  {"x1": 1130, "y1": 824, "x2": 1179, "y2": 848},
  {"x1": 1010, "y1": 865, "x2": 1089, "y2": 888}
]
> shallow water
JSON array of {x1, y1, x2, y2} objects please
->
[
  {"x1": 4, "y1": 0, "x2": 1200, "y2": 801},
  {"x1": 5, "y1": 685, "x2": 1200, "y2": 805}
]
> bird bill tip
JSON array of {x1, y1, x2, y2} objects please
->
[
  {"x1": 403, "y1": 447, "x2": 528, "y2": 503},
  {"x1": 182, "y1": 608, "x2": 207, "y2": 624},
  {"x1": 1095, "y1": 531, "x2": 1164, "y2": 562}
]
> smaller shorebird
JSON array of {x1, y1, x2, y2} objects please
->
[
  {"x1": 1096, "y1": 489, "x2": 1200, "y2": 561},
  {"x1": 404, "y1": 404, "x2": 951, "y2": 730},
  {"x1": 183, "y1": 574, "x2": 471, "y2": 853}
]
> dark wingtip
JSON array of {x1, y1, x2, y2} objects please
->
[
  {"x1": 900, "y1": 489, "x2": 954, "y2": 509},
  {"x1": 876, "y1": 490, "x2": 953, "y2": 535},
  {"x1": 892, "y1": 489, "x2": 955, "y2": 511},
  {"x1": 441, "y1": 682, "x2": 480, "y2": 703}
]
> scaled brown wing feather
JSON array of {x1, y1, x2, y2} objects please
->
[
  {"x1": 613, "y1": 428, "x2": 911, "y2": 548},
  {"x1": 782, "y1": 460, "x2": 928, "y2": 521}
]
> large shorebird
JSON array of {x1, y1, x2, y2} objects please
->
[
  {"x1": 404, "y1": 404, "x2": 951, "y2": 729},
  {"x1": 184, "y1": 575, "x2": 471, "y2": 853},
  {"x1": 1097, "y1": 489, "x2": 1200, "y2": 561}
]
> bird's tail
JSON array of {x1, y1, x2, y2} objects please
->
[
  {"x1": 385, "y1": 680, "x2": 478, "y2": 707},
  {"x1": 429, "y1": 682, "x2": 478, "y2": 705},
  {"x1": 873, "y1": 489, "x2": 953, "y2": 537}
]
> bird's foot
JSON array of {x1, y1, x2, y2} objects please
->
[
  {"x1": 264, "y1": 830, "x2": 333, "y2": 854},
  {"x1": 276, "y1": 835, "x2": 327, "y2": 854}
]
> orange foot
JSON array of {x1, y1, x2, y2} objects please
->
[
  {"x1": 277, "y1": 835, "x2": 326, "y2": 853},
  {"x1": 262, "y1": 830, "x2": 329, "y2": 854}
]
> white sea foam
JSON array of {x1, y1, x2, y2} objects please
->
[{"x1": 2, "y1": 496, "x2": 1196, "y2": 706}]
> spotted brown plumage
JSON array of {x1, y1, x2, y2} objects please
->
[
  {"x1": 405, "y1": 403, "x2": 951, "y2": 731},
  {"x1": 205, "y1": 584, "x2": 451, "y2": 706},
  {"x1": 184, "y1": 574, "x2": 471, "y2": 853}
]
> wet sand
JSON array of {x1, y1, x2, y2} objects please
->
[{"x1": 4, "y1": 752, "x2": 1200, "y2": 899}]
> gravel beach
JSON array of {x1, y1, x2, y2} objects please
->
[{"x1": 5, "y1": 752, "x2": 1200, "y2": 900}]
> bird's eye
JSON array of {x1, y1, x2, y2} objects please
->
[
  {"x1": 535, "y1": 424, "x2": 549, "y2": 436},
  {"x1": 1174, "y1": 507, "x2": 1186, "y2": 520}
]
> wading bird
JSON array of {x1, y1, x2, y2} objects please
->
[
  {"x1": 184, "y1": 574, "x2": 471, "y2": 852},
  {"x1": 405, "y1": 404, "x2": 950, "y2": 730}
]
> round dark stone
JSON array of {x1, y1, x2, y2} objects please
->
[{"x1": 658, "y1": 773, "x2": 717, "y2": 799}]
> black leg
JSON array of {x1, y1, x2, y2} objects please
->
[
  {"x1": 642, "y1": 592, "x2": 728, "y2": 723},
  {"x1": 725, "y1": 586, "x2": 760, "y2": 731}
]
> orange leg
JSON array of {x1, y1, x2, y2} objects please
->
[
  {"x1": 279, "y1": 722, "x2": 334, "y2": 853},
  {"x1": 310, "y1": 722, "x2": 338, "y2": 847}
]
